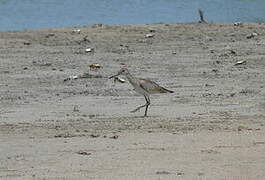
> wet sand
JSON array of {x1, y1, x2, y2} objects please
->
[{"x1": 0, "y1": 23, "x2": 265, "y2": 179}]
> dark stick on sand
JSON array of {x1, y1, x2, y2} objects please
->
[{"x1": 198, "y1": 9, "x2": 206, "y2": 23}]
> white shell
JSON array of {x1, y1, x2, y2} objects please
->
[
  {"x1": 234, "y1": 22, "x2": 242, "y2": 26},
  {"x1": 234, "y1": 60, "x2": 246, "y2": 65},
  {"x1": 145, "y1": 33, "x2": 154, "y2": 38},
  {"x1": 246, "y1": 33, "x2": 258, "y2": 39},
  {"x1": 85, "y1": 48, "x2": 94, "y2": 52},
  {"x1": 72, "y1": 29, "x2": 81, "y2": 33},
  {"x1": 70, "y1": 75, "x2": 78, "y2": 79}
]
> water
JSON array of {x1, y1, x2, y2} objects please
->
[{"x1": 0, "y1": 0, "x2": 265, "y2": 31}]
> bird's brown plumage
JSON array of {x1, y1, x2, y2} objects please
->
[{"x1": 139, "y1": 79, "x2": 174, "y2": 94}]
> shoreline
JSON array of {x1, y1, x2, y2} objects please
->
[{"x1": 1, "y1": 21, "x2": 264, "y2": 32}]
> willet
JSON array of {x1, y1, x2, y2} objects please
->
[{"x1": 109, "y1": 68, "x2": 174, "y2": 116}]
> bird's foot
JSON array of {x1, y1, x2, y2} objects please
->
[
  {"x1": 130, "y1": 108, "x2": 140, "y2": 113},
  {"x1": 130, "y1": 105, "x2": 147, "y2": 113}
]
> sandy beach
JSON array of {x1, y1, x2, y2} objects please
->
[{"x1": 0, "y1": 22, "x2": 265, "y2": 179}]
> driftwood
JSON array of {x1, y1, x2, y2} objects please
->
[{"x1": 198, "y1": 9, "x2": 206, "y2": 23}]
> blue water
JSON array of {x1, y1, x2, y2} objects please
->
[{"x1": 0, "y1": 0, "x2": 265, "y2": 31}]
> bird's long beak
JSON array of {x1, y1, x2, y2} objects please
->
[{"x1": 109, "y1": 73, "x2": 119, "y2": 79}]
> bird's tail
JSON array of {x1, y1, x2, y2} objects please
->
[{"x1": 160, "y1": 87, "x2": 174, "y2": 93}]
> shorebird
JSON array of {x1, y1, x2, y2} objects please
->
[{"x1": 109, "y1": 68, "x2": 174, "y2": 116}]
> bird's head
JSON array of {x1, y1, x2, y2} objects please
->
[{"x1": 109, "y1": 68, "x2": 129, "y2": 79}]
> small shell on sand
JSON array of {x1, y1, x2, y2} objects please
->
[
  {"x1": 71, "y1": 75, "x2": 79, "y2": 79},
  {"x1": 234, "y1": 22, "x2": 242, "y2": 26},
  {"x1": 246, "y1": 33, "x2": 257, "y2": 39},
  {"x1": 72, "y1": 29, "x2": 81, "y2": 33},
  {"x1": 234, "y1": 60, "x2": 247, "y2": 66},
  {"x1": 85, "y1": 48, "x2": 94, "y2": 53},
  {"x1": 145, "y1": 33, "x2": 154, "y2": 38}
]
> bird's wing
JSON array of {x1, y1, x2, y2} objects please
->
[
  {"x1": 139, "y1": 79, "x2": 161, "y2": 93},
  {"x1": 138, "y1": 78, "x2": 171, "y2": 94},
  {"x1": 139, "y1": 78, "x2": 157, "y2": 90}
]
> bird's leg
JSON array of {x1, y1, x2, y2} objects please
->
[
  {"x1": 130, "y1": 95, "x2": 150, "y2": 114},
  {"x1": 144, "y1": 95, "x2": 150, "y2": 117}
]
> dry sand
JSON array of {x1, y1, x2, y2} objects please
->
[{"x1": 0, "y1": 22, "x2": 265, "y2": 179}]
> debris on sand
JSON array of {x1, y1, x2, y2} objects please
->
[
  {"x1": 32, "y1": 61, "x2": 52, "y2": 67},
  {"x1": 212, "y1": 69, "x2": 218, "y2": 73},
  {"x1": 72, "y1": 29, "x2": 81, "y2": 34},
  {"x1": 156, "y1": 171, "x2": 171, "y2": 175},
  {"x1": 90, "y1": 134, "x2": 100, "y2": 138},
  {"x1": 76, "y1": 151, "x2": 92, "y2": 156},
  {"x1": 205, "y1": 84, "x2": 214, "y2": 87},
  {"x1": 79, "y1": 72, "x2": 103, "y2": 79},
  {"x1": 63, "y1": 75, "x2": 78, "y2": 81},
  {"x1": 54, "y1": 133, "x2": 82, "y2": 138},
  {"x1": 23, "y1": 41, "x2": 31, "y2": 45},
  {"x1": 229, "y1": 49, "x2": 237, "y2": 55},
  {"x1": 177, "y1": 172, "x2": 184, "y2": 176},
  {"x1": 145, "y1": 33, "x2": 154, "y2": 38},
  {"x1": 234, "y1": 60, "x2": 247, "y2": 66},
  {"x1": 63, "y1": 64, "x2": 103, "y2": 81},
  {"x1": 71, "y1": 75, "x2": 79, "y2": 79},
  {"x1": 109, "y1": 135, "x2": 119, "y2": 139},
  {"x1": 85, "y1": 48, "x2": 94, "y2": 53},
  {"x1": 63, "y1": 72, "x2": 103, "y2": 82},
  {"x1": 246, "y1": 33, "x2": 257, "y2": 39},
  {"x1": 73, "y1": 105, "x2": 79, "y2": 112},
  {"x1": 89, "y1": 63, "x2": 102, "y2": 70},
  {"x1": 234, "y1": 22, "x2": 243, "y2": 26},
  {"x1": 45, "y1": 33, "x2": 55, "y2": 38}
]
